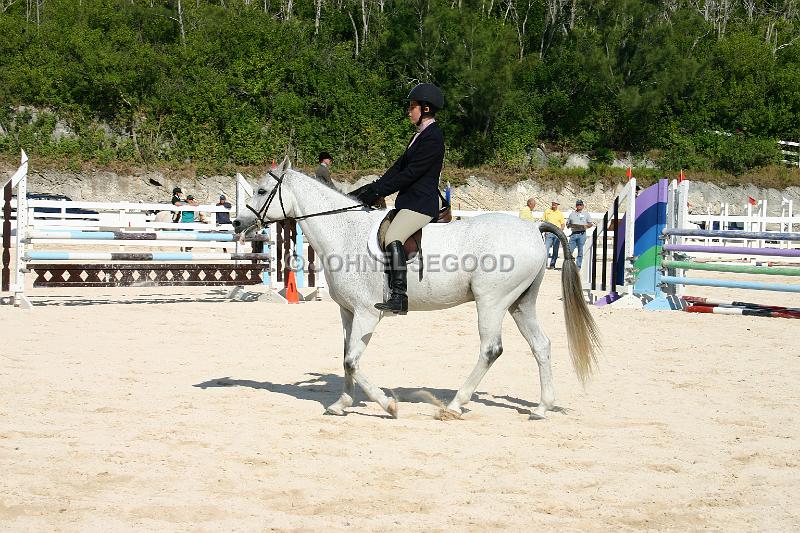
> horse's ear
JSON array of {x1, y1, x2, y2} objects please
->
[{"x1": 280, "y1": 155, "x2": 292, "y2": 171}]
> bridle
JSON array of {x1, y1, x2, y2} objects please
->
[{"x1": 245, "y1": 169, "x2": 368, "y2": 230}]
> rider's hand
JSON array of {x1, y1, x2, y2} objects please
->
[{"x1": 351, "y1": 183, "x2": 380, "y2": 206}]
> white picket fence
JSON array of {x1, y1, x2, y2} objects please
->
[
  {"x1": 779, "y1": 140, "x2": 800, "y2": 167},
  {"x1": 686, "y1": 198, "x2": 798, "y2": 250},
  {"x1": 7, "y1": 198, "x2": 234, "y2": 232}
]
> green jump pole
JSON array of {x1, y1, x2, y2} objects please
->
[{"x1": 663, "y1": 260, "x2": 800, "y2": 277}]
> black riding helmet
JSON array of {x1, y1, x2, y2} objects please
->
[{"x1": 406, "y1": 83, "x2": 444, "y2": 113}]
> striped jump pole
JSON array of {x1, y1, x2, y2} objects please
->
[
  {"x1": 663, "y1": 228, "x2": 800, "y2": 241},
  {"x1": 684, "y1": 305, "x2": 800, "y2": 319},
  {"x1": 660, "y1": 275, "x2": 800, "y2": 293},
  {"x1": 682, "y1": 295, "x2": 800, "y2": 312},
  {"x1": 662, "y1": 260, "x2": 800, "y2": 277},
  {"x1": 663, "y1": 244, "x2": 800, "y2": 257},
  {"x1": 24, "y1": 252, "x2": 270, "y2": 262},
  {"x1": 26, "y1": 230, "x2": 269, "y2": 242}
]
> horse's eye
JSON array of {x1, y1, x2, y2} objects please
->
[{"x1": 258, "y1": 188, "x2": 266, "y2": 195}]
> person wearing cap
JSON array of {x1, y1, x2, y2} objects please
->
[
  {"x1": 181, "y1": 194, "x2": 198, "y2": 224},
  {"x1": 542, "y1": 200, "x2": 565, "y2": 269},
  {"x1": 215, "y1": 194, "x2": 232, "y2": 225},
  {"x1": 350, "y1": 83, "x2": 446, "y2": 315},
  {"x1": 519, "y1": 198, "x2": 536, "y2": 221},
  {"x1": 314, "y1": 152, "x2": 335, "y2": 188},
  {"x1": 567, "y1": 199, "x2": 594, "y2": 269}
]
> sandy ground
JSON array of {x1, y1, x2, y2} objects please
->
[{"x1": 1, "y1": 272, "x2": 799, "y2": 531}]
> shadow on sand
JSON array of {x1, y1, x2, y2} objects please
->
[
  {"x1": 22, "y1": 288, "x2": 265, "y2": 307},
  {"x1": 194, "y1": 373, "x2": 568, "y2": 417}
]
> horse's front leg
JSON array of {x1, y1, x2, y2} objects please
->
[
  {"x1": 327, "y1": 308, "x2": 396, "y2": 418},
  {"x1": 326, "y1": 307, "x2": 358, "y2": 415}
]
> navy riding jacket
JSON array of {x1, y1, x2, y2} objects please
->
[{"x1": 372, "y1": 122, "x2": 445, "y2": 219}]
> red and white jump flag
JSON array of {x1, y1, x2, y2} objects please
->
[{"x1": 678, "y1": 169, "x2": 685, "y2": 182}]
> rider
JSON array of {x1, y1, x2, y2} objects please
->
[{"x1": 351, "y1": 83, "x2": 445, "y2": 315}]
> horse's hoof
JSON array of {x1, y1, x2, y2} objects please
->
[
  {"x1": 528, "y1": 412, "x2": 545, "y2": 420},
  {"x1": 435, "y1": 408, "x2": 462, "y2": 421},
  {"x1": 325, "y1": 404, "x2": 346, "y2": 416},
  {"x1": 386, "y1": 398, "x2": 398, "y2": 419}
]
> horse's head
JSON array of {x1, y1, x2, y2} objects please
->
[{"x1": 233, "y1": 156, "x2": 296, "y2": 235}]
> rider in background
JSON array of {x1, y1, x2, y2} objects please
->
[
  {"x1": 171, "y1": 187, "x2": 184, "y2": 223},
  {"x1": 351, "y1": 83, "x2": 446, "y2": 315},
  {"x1": 314, "y1": 151, "x2": 335, "y2": 188}
]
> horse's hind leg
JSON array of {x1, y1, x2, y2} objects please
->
[
  {"x1": 446, "y1": 302, "x2": 506, "y2": 416},
  {"x1": 509, "y1": 283, "x2": 555, "y2": 419}
]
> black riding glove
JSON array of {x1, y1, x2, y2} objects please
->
[{"x1": 351, "y1": 183, "x2": 380, "y2": 206}]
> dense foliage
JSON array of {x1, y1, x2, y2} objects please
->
[{"x1": 1, "y1": 0, "x2": 799, "y2": 174}]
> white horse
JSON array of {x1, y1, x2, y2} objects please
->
[
  {"x1": 233, "y1": 158, "x2": 600, "y2": 419},
  {"x1": 153, "y1": 210, "x2": 174, "y2": 224}
]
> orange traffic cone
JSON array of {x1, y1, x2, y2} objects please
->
[{"x1": 285, "y1": 270, "x2": 300, "y2": 304}]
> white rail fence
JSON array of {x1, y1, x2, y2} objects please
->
[{"x1": 779, "y1": 140, "x2": 800, "y2": 167}]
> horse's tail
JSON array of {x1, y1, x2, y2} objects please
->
[{"x1": 539, "y1": 221, "x2": 601, "y2": 384}]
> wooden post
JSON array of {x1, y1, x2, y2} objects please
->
[
  {"x1": 282, "y1": 221, "x2": 295, "y2": 285},
  {"x1": 591, "y1": 218, "x2": 598, "y2": 291},
  {"x1": 2, "y1": 182, "x2": 11, "y2": 292},
  {"x1": 600, "y1": 211, "x2": 608, "y2": 292},
  {"x1": 611, "y1": 197, "x2": 619, "y2": 294},
  {"x1": 307, "y1": 245, "x2": 315, "y2": 287},
  {"x1": 275, "y1": 221, "x2": 284, "y2": 283}
]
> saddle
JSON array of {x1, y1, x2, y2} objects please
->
[
  {"x1": 375, "y1": 206, "x2": 452, "y2": 281},
  {"x1": 377, "y1": 207, "x2": 450, "y2": 256},
  {"x1": 376, "y1": 188, "x2": 452, "y2": 252}
]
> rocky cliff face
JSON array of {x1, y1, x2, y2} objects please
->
[
  {"x1": 2, "y1": 167, "x2": 236, "y2": 206},
  {"x1": 3, "y1": 164, "x2": 799, "y2": 216},
  {"x1": 442, "y1": 176, "x2": 800, "y2": 216}
]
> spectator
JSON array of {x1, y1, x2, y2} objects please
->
[
  {"x1": 519, "y1": 197, "x2": 536, "y2": 221},
  {"x1": 567, "y1": 199, "x2": 594, "y2": 269},
  {"x1": 542, "y1": 200, "x2": 565, "y2": 269},
  {"x1": 216, "y1": 194, "x2": 232, "y2": 226},
  {"x1": 181, "y1": 194, "x2": 197, "y2": 224},
  {"x1": 315, "y1": 152, "x2": 334, "y2": 188}
]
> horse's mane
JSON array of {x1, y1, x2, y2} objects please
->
[{"x1": 285, "y1": 167, "x2": 362, "y2": 203}]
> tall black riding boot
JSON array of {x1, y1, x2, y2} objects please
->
[{"x1": 375, "y1": 240, "x2": 408, "y2": 315}]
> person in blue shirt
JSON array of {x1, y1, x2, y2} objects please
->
[
  {"x1": 180, "y1": 195, "x2": 197, "y2": 224},
  {"x1": 216, "y1": 195, "x2": 232, "y2": 225}
]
